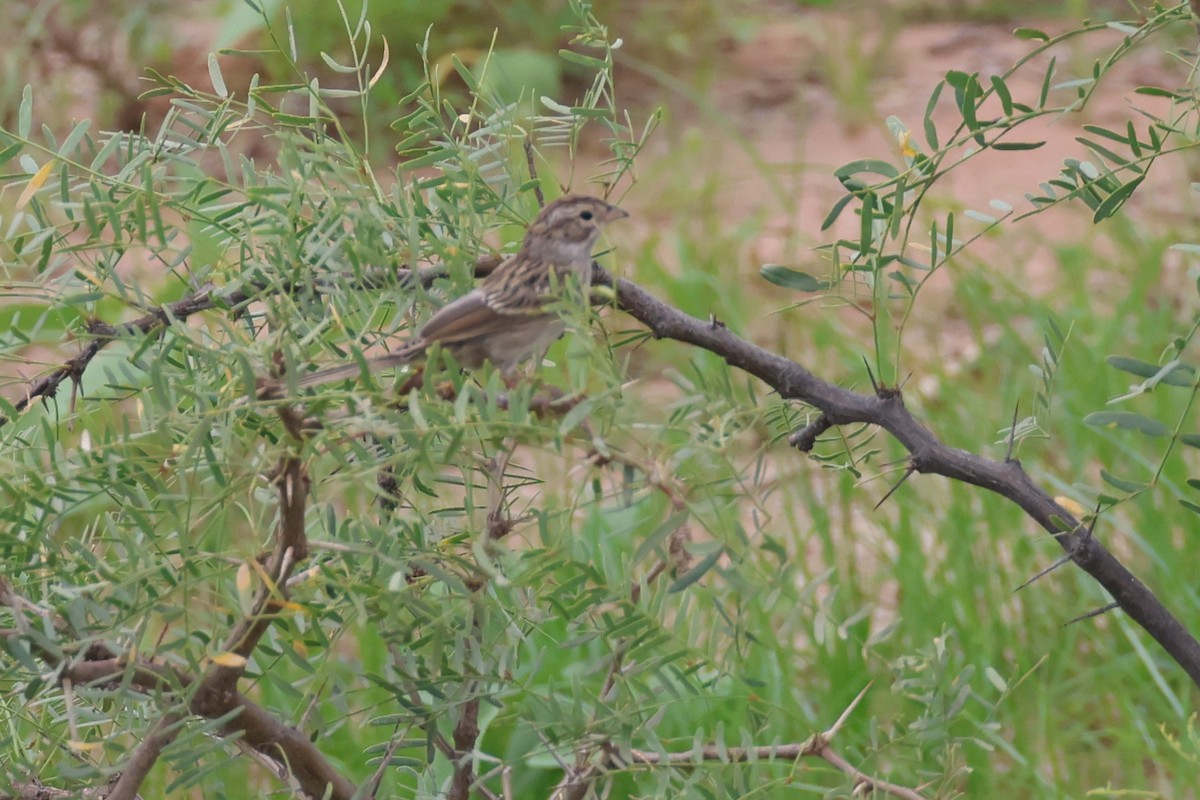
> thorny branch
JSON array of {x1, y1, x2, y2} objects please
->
[
  {"x1": 594, "y1": 264, "x2": 1200, "y2": 689},
  {"x1": 0, "y1": 260, "x2": 492, "y2": 427},
  {"x1": 553, "y1": 686, "x2": 927, "y2": 800}
]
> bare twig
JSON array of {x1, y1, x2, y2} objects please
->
[
  {"x1": 484, "y1": 439, "x2": 518, "y2": 539},
  {"x1": 1, "y1": 780, "x2": 115, "y2": 800},
  {"x1": 525, "y1": 139, "x2": 546, "y2": 208},
  {"x1": 619, "y1": 685, "x2": 926, "y2": 799}
]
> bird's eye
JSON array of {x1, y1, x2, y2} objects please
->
[{"x1": 579, "y1": 210, "x2": 594, "y2": 221}]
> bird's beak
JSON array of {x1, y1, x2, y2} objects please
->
[{"x1": 603, "y1": 203, "x2": 630, "y2": 222}]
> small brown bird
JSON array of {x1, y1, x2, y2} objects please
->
[{"x1": 281, "y1": 194, "x2": 628, "y2": 391}]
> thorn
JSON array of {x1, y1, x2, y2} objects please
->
[
  {"x1": 874, "y1": 466, "x2": 915, "y2": 511},
  {"x1": 1017, "y1": 501, "x2": 1101, "y2": 591},
  {"x1": 824, "y1": 682, "x2": 873, "y2": 740},
  {"x1": 1004, "y1": 400, "x2": 1020, "y2": 462},
  {"x1": 1014, "y1": 552, "x2": 1072, "y2": 592},
  {"x1": 862, "y1": 356, "x2": 880, "y2": 395},
  {"x1": 1062, "y1": 601, "x2": 1119, "y2": 626}
]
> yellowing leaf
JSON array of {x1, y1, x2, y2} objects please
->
[
  {"x1": 236, "y1": 561, "x2": 254, "y2": 615},
  {"x1": 236, "y1": 561, "x2": 252, "y2": 593},
  {"x1": 16, "y1": 159, "x2": 55, "y2": 210},
  {"x1": 211, "y1": 652, "x2": 247, "y2": 668},
  {"x1": 69, "y1": 739, "x2": 104, "y2": 752},
  {"x1": 1055, "y1": 496, "x2": 1086, "y2": 517},
  {"x1": 368, "y1": 37, "x2": 390, "y2": 89}
]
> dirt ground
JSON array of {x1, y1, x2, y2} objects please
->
[{"x1": 620, "y1": 7, "x2": 1191, "y2": 280}]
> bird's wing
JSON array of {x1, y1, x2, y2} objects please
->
[
  {"x1": 479, "y1": 255, "x2": 553, "y2": 314},
  {"x1": 419, "y1": 289, "x2": 546, "y2": 345}
]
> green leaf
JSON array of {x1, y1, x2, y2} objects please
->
[
  {"x1": 558, "y1": 49, "x2": 608, "y2": 70},
  {"x1": 669, "y1": 547, "x2": 722, "y2": 593},
  {"x1": 820, "y1": 193, "x2": 856, "y2": 231},
  {"x1": 991, "y1": 141, "x2": 1046, "y2": 151},
  {"x1": 1083, "y1": 411, "x2": 1169, "y2": 437},
  {"x1": 0, "y1": 141, "x2": 21, "y2": 167},
  {"x1": 1093, "y1": 175, "x2": 1144, "y2": 223},
  {"x1": 207, "y1": 53, "x2": 228, "y2": 97},
  {"x1": 558, "y1": 396, "x2": 596, "y2": 435},
  {"x1": 319, "y1": 51, "x2": 360, "y2": 74},
  {"x1": 633, "y1": 511, "x2": 690, "y2": 564},
  {"x1": 923, "y1": 80, "x2": 943, "y2": 150},
  {"x1": 1179, "y1": 433, "x2": 1200, "y2": 448},
  {"x1": 18, "y1": 84, "x2": 32, "y2": 139},
  {"x1": 1014, "y1": 27, "x2": 1050, "y2": 41},
  {"x1": 1106, "y1": 356, "x2": 1194, "y2": 387},
  {"x1": 990, "y1": 75, "x2": 1013, "y2": 117},
  {"x1": 1038, "y1": 57, "x2": 1056, "y2": 109},
  {"x1": 1100, "y1": 469, "x2": 1146, "y2": 493},
  {"x1": 59, "y1": 120, "x2": 91, "y2": 159},
  {"x1": 1082, "y1": 124, "x2": 1133, "y2": 145},
  {"x1": 1180, "y1": 499, "x2": 1200, "y2": 516},
  {"x1": 760, "y1": 265, "x2": 827, "y2": 292},
  {"x1": 859, "y1": 191, "x2": 876, "y2": 253},
  {"x1": 833, "y1": 159, "x2": 898, "y2": 180},
  {"x1": 1077, "y1": 137, "x2": 1135, "y2": 169},
  {"x1": 1134, "y1": 86, "x2": 1182, "y2": 99},
  {"x1": 399, "y1": 148, "x2": 455, "y2": 171}
]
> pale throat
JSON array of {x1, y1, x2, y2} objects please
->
[{"x1": 526, "y1": 230, "x2": 602, "y2": 273}]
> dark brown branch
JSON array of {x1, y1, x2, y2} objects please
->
[
  {"x1": 595, "y1": 265, "x2": 1200, "y2": 690},
  {"x1": 201, "y1": 452, "x2": 308, "y2": 718},
  {"x1": 448, "y1": 697, "x2": 481, "y2": 800},
  {"x1": 788, "y1": 412, "x2": 833, "y2": 449},
  {"x1": 107, "y1": 713, "x2": 185, "y2": 800}
]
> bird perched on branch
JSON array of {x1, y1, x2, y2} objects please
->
[{"x1": 265, "y1": 194, "x2": 628, "y2": 394}]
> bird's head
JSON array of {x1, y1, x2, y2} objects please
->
[{"x1": 524, "y1": 194, "x2": 629, "y2": 253}]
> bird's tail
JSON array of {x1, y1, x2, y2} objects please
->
[
  {"x1": 258, "y1": 343, "x2": 425, "y2": 398},
  {"x1": 297, "y1": 348, "x2": 423, "y2": 388}
]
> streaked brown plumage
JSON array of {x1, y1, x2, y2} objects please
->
[{"x1": 283, "y1": 194, "x2": 627, "y2": 391}]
